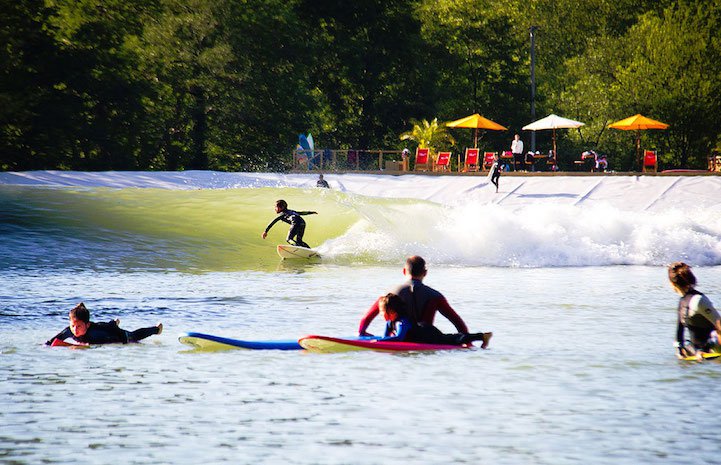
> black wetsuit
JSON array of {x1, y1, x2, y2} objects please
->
[
  {"x1": 490, "y1": 161, "x2": 501, "y2": 191},
  {"x1": 677, "y1": 289, "x2": 718, "y2": 352},
  {"x1": 264, "y1": 209, "x2": 315, "y2": 248},
  {"x1": 46, "y1": 321, "x2": 160, "y2": 345}
]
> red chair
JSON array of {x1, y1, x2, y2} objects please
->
[
  {"x1": 463, "y1": 148, "x2": 480, "y2": 172},
  {"x1": 482, "y1": 152, "x2": 497, "y2": 171},
  {"x1": 414, "y1": 148, "x2": 430, "y2": 171},
  {"x1": 434, "y1": 151, "x2": 451, "y2": 171},
  {"x1": 642, "y1": 150, "x2": 658, "y2": 173}
]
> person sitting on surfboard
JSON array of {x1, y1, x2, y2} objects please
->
[
  {"x1": 668, "y1": 262, "x2": 721, "y2": 359},
  {"x1": 45, "y1": 302, "x2": 163, "y2": 346},
  {"x1": 378, "y1": 293, "x2": 489, "y2": 346},
  {"x1": 261, "y1": 199, "x2": 317, "y2": 249},
  {"x1": 358, "y1": 256, "x2": 492, "y2": 349}
]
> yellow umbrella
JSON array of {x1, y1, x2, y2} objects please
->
[
  {"x1": 609, "y1": 114, "x2": 669, "y2": 170},
  {"x1": 446, "y1": 113, "x2": 507, "y2": 148}
]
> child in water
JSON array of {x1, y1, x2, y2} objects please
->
[
  {"x1": 377, "y1": 293, "x2": 491, "y2": 347},
  {"x1": 46, "y1": 302, "x2": 163, "y2": 345},
  {"x1": 261, "y1": 199, "x2": 318, "y2": 249},
  {"x1": 668, "y1": 262, "x2": 721, "y2": 359}
]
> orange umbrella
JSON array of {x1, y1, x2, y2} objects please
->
[
  {"x1": 446, "y1": 114, "x2": 507, "y2": 148},
  {"x1": 609, "y1": 114, "x2": 669, "y2": 170}
]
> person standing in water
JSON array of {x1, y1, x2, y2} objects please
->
[
  {"x1": 316, "y1": 174, "x2": 330, "y2": 188},
  {"x1": 668, "y1": 261, "x2": 721, "y2": 359},
  {"x1": 262, "y1": 199, "x2": 318, "y2": 249}
]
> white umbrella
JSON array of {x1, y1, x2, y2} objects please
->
[{"x1": 522, "y1": 114, "x2": 585, "y2": 161}]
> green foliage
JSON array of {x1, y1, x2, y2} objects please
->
[
  {"x1": 400, "y1": 118, "x2": 455, "y2": 154},
  {"x1": 1, "y1": 0, "x2": 720, "y2": 171},
  {"x1": 555, "y1": 0, "x2": 721, "y2": 169}
]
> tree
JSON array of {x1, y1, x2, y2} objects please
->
[
  {"x1": 400, "y1": 118, "x2": 455, "y2": 154},
  {"x1": 296, "y1": 0, "x2": 430, "y2": 150},
  {"x1": 555, "y1": 0, "x2": 721, "y2": 169}
]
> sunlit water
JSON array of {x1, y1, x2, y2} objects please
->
[{"x1": 2, "y1": 177, "x2": 721, "y2": 464}]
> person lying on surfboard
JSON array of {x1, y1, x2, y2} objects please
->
[
  {"x1": 378, "y1": 293, "x2": 489, "y2": 346},
  {"x1": 45, "y1": 302, "x2": 163, "y2": 346},
  {"x1": 358, "y1": 255, "x2": 492, "y2": 349},
  {"x1": 261, "y1": 199, "x2": 317, "y2": 249},
  {"x1": 668, "y1": 262, "x2": 721, "y2": 360}
]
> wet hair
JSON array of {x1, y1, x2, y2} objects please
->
[
  {"x1": 406, "y1": 255, "x2": 426, "y2": 278},
  {"x1": 379, "y1": 293, "x2": 408, "y2": 318},
  {"x1": 668, "y1": 262, "x2": 696, "y2": 290},
  {"x1": 275, "y1": 199, "x2": 288, "y2": 210},
  {"x1": 69, "y1": 302, "x2": 90, "y2": 323}
]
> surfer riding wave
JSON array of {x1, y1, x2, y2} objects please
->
[{"x1": 261, "y1": 199, "x2": 318, "y2": 249}]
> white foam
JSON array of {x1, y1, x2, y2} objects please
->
[
  {"x1": 3, "y1": 170, "x2": 721, "y2": 267},
  {"x1": 321, "y1": 201, "x2": 721, "y2": 267}
]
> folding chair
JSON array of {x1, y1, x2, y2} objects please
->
[
  {"x1": 463, "y1": 148, "x2": 480, "y2": 172},
  {"x1": 482, "y1": 152, "x2": 497, "y2": 171},
  {"x1": 642, "y1": 150, "x2": 658, "y2": 173},
  {"x1": 434, "y1": 151, "x2": 451, "y2": 171},
  {"x1": 414, "y1": 148, "x2": 430, "y2": 171}
]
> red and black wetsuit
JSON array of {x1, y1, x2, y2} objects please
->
[{"x1": 358, "y1": 278, "x2": 469, "y2": 336}]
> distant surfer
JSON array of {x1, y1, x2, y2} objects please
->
[
  {"x1": 668, "y1": 262, "x2": 721, "y2": 359},
  {"x1": 262, "y1": 199, "x2": 318, "y2": 249},
  {"x1": 46, "y1": 302, "x2": 162, "y2": 346},
  {"x1": 358, "y1": 256, "x2": 492, "y2": 348},
  {"x1": 377, "y1": 293, "x2": 490, "y2": 346},
  {"x1": 316, "y1": 174, "x2": 330, "y2": 188},
  {"x1": 489, "y1": 152, "x2": 501, "y2": 193}
]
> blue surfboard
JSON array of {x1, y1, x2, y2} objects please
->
[
  {"x1": 179, "y1": 332, "x2": 302, "y2": 350},
  {"x1": 178, "y1": 332, "x2": 373, "y2": 351}
]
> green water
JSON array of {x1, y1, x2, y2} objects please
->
[{"x1": 0, "y1": 186, "x2": 381, "y2": 271}]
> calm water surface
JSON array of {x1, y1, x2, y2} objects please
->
[{"x1": 3, "y1": 265, "x2": 721, "y2": 465}]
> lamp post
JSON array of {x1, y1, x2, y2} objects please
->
[{"x1": 529, "y1": 25, "x2": 538, "y2": 152}]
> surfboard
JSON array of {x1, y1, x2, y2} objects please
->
[
  {"x1": 681, "y1": 352, "x2": 721, "y2": 361},
  {"x1": 178, "y1": 332, "x2": 371, "y2": 351},
  {"x1": 681, "y1": 348, "x2": 721, "y2": 361},
  {"x1": 179, "y1": 332, "x2": 302, "y2": 351},
  {"x1": 276, "y1": 244, "x2": 321, "y2": 259},
  {"x1": 49, "y1": 338, "x2": 90, "y2": 348},
  {"x1": 298, "y1": 335, "x2": 472, "y2": 354}
]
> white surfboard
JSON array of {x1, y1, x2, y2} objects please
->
[{"x1": 276, "y1": 244, "x2": 321, "y2": 259}]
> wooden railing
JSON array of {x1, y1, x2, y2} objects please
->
[{"x1": 293, "y1": 149, "x2": 407, "y2": 171}]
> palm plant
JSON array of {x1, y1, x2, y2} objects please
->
[{"x1": 400, "y1": 118, "x2": 456, "y2": 154}]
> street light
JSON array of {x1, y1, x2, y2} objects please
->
[{"x1": 530, "y1": 25, "x2": 538, "y2": 152}]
